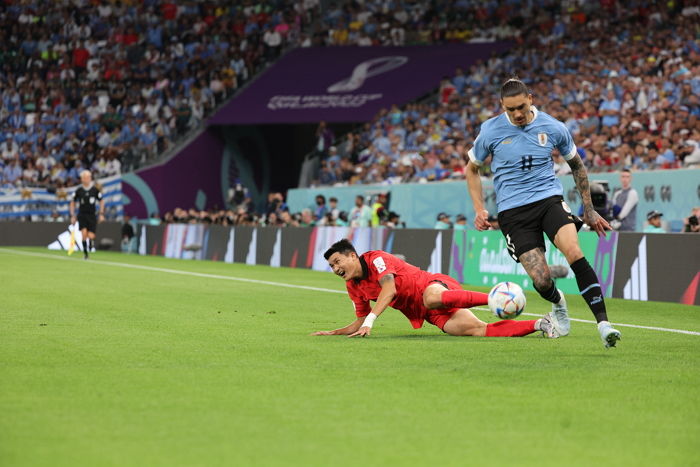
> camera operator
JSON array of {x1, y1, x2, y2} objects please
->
[{"x1": 684, "y1": 207, "x2": 700, "y2": 233}]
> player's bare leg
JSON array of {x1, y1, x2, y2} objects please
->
[
  {"x1": 519, "y1": 248, "x2": 570, "y2": 336},
  {"x1": 442, "y1": 309, "x2": 554, "y2": 337},
  {"x1": 442, "y1": 309, "x2": 487, "y2": 336},
  {"x1": 553, "y1": 223, "x2": 621, "y2": 347}
]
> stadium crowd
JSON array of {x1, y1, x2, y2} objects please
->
[
  {"x1": 311, "y1": 1, "x2": 700, "y2": 187},
  {"x1": 0, "y1": 0, "x2": 322, "y2": 191}
]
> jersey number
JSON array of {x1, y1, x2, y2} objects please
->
[{"x1": 521, "y1": 155, "x2": 533, "y2": 170}]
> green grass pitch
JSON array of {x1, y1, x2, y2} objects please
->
[{"x1": 1, "y1": 247, "x2": 698, "y2": 466}]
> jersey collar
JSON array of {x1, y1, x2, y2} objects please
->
[
  {"x1": 504, "y1": 105, "x2": 539, "y2": 127},
  {"x1": 355, "y1": 255, "x2": 369, "y2": 282},
  {"x1": 82, "y1": 182, "x2": 94, "y2": 190}
]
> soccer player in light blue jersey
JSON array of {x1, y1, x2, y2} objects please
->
[{"x1": 465, "y1": 78, "x2": 621, "y2": 348}]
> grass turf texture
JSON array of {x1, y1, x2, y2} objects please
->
[{"x1": 1, "y1": 247, "x2": 698, "y2": 467}]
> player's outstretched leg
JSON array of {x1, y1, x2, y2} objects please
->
[{"x1": 442, "y1": 309, "x2": 555, "y2": 338}]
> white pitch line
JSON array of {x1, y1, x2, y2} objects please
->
[{"x1": 2, "y1": 248, "x2": 700, "y2": 337}]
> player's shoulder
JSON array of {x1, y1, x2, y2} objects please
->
[
  {"x1": 363, "y1": 249, "x2": 396, "y2": 269},
  {"x1": 480, "y1": 113, "x2": 507, "y2": 132},
  {"x1": 536, "y1": 109, "x2": 567, "y2": 131}
]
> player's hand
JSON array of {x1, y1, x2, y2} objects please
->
[
  {"x1": 583, "y1": 208, "x2": 611, "y2": 238},
  {"x1": 474, "y1": 209, "x2": 490, "y2": 231},
  {"x1": 98, "y1": 214, "x2": 105, "y2": 223},
  {"x1": 310, "y1": 330, "x2": 336, "y2": 336},
  {"x1": 348, "y1": 326, "x2": 371, "y2": 338}
]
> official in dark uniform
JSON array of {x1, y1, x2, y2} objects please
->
[{"x1": 69, "y1": 170, "x2": 105, "y2": 259}]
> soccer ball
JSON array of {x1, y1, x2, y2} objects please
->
[{"x1": 488, "y1": 282, "x2": 526, "y2": 319}]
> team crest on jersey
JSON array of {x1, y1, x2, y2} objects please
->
[
  {"x1": 537, "y1": 133, "x2": 548, "y2": 146},
  {"x1": 373, "y1": 256, "x2": 387, "y2": 273}
]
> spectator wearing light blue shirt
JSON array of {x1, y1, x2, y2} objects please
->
[{"x1": 599, "y1": 89, "x2": 621, "y2": 127}]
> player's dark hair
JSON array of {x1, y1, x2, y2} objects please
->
[
  {"x1": 500, "y1": 78, "x2": 529, "y2": 99},
  {"x1": 621, "y1": 168, "x2": 631, "y2": 174},
  {"x1": 324, "y1": 238, "x2": 356, "y2": 260}
]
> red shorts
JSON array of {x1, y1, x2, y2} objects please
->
[{"x1": 409, "y1": 273, "x2": 463, "y2": 331}]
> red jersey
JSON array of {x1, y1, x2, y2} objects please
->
[{"x1": 346, "y1": 250, "x2": 438, "y2": 329}]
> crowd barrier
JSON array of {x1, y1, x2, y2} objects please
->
[
  {"x1": 134, "y1": 225, "x2": 698, "y2": 306},
  {"x1": 2, "y1": 222, "x2": 695, "y2": 305},
  {"x1": 0, "y1": 221, "x2": 123, "y2": 248}
]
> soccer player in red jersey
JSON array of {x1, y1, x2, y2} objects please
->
[{"x1": 311, "y1": 239, "x2": 558, "y2": 338}]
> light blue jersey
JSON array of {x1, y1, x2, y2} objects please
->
[{"x1": 468, "y1": 106, "x2": 577, "y2": 213}]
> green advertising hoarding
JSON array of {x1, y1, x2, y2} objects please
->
[{"x1": 449, "y1": 230, "x2": 618, "y2": 297}]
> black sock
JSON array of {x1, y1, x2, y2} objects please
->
[
  {"x1": 88, "y1": 239, "x2": 92, "y2": 251},
  {"x1": 571, "y1": 257, "x2": 607, "y2": 323},
  {"x1": 82, "y1": 240, "x2": 88, "y2": 255},
  {"x1": 535, "y1": 280, "x2": 561, "y2": 304}
]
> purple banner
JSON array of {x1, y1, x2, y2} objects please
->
[
  {"x1": 209, "y1": 44, "x2": 509, "y2": 124},
  {"x1": 122, "y1": 128, "x2": 226, "y2": 218}
]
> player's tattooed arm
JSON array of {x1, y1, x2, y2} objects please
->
[
  {"x1": 566, "y1": 154, "x2": 594, "y2": 215},
  {"x1": 379, "y1": 274, "x2": 395, "y2": 286},
  {"x1": 566, "y1": 154, "x2": 611, "y2": 236}
]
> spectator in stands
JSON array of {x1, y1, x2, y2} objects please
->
[
  {"x1": 611, "y1": 169, "x2": 639, "y2": 232},
  {"x1": 313, "y1": 194, "x2": 327, "y2": 221},
  {"x1": 434, "y1": 213, "x2": 452, "y2": 230},
  {"x1": 643, "y1": 211, "x2": 665, "y2": 233},
  {"x1": 328, "y1": 197, "x2": 340, "y2": 221},
  {"x1": 300, "y1": 208, "x2": 315, "y2": 227},
  {"x1": 349, "y1": 195, "x2": 371, "y2": 227},
  {"x1": 370, "y1": 193, "x2": 388, "y2": 227},
  {"x1": 454, "y1": 214, "x2": 468, "y2": 231}
]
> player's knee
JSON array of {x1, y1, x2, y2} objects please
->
[
  {"x1": 564, "y1": 249, "x2": 584, "y2": 264},
  {"x1": 444, "y1": 314, "x2": 486, "y2": 336},
  {"x1": 423, "y1": 292, "x2": 442, "y2": 310}
]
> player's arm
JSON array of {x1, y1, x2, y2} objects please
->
[
  {"x1": 347, "y1": 274, "x2": 396, "y2": 338},
  {"x1": 566, "y1": 154, "x2": 611, "y2": 237},
  {"x1": 69, "y1": 199, "x2": 76, "y2": 224},
  {"x1": 465, "y1": 133, "x2": 492, "y2": 232},
  {"x1": 98, "y1": 197, "x2": 106, "y2": 222},
  {"x1": 311, "y1": 317, "x2": 364, "y2": 336},
  {"x1": 465, "y1": 161, "x2": 490, "y2": 230}
]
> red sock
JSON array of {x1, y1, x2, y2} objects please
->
[
  {"x1": 485, "y1": 320, "x2": 537, "y2": 337},
  {"x1": 441, "y1": 290, "x2": 489, "y2": 308}
]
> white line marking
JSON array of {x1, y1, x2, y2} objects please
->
[{"x1": 2, "y1": 248, "x2": 699, "y2": 336}]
